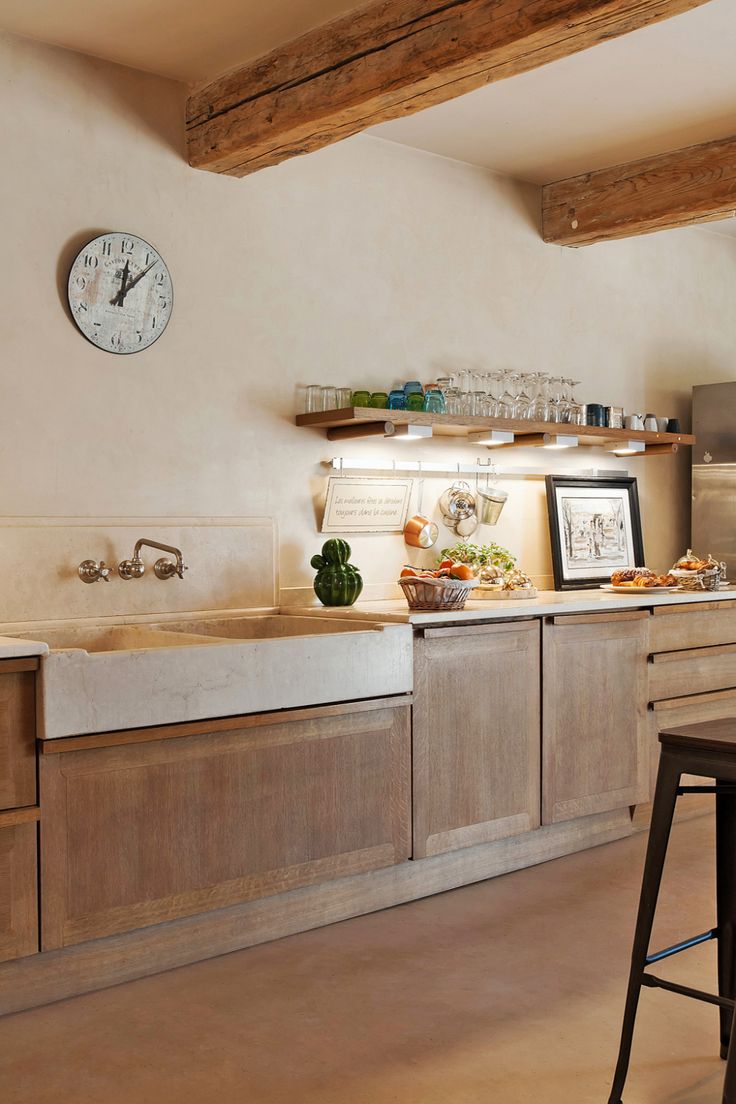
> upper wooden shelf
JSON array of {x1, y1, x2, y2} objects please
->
[{"x1": 295, "y1": 408, "x2": 694, "y2": 455}]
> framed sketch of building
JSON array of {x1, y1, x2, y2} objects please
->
[{"x1": 545, "y1": 476, "x2": 644, "y2": 590}]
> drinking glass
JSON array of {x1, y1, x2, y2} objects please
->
[
  {"x1": 352, "y1": 390, "x2": 371, "y2": 407},
  {"x1": 406, "y1": 392, "x2": 425, "y2": 412},
  {"x1": 320, "y1": 386, "x2": 337, "y2": 411},
  {"x1": 388, "y1": 389, "x2": 407, "y2": 410},
  {"x1": 534, "y1": 373, "x2": 550, "y2": 421},
  {"x1": 567, "y1": 381, "x2": 585, "y2": 425},
  {"x1": 404, "y1": 381, "x2": 423, "y2": 397},
  {"x1": 444, "y1": 387, "x2": 462, "y2": 415},
  {"x1": 336, "y1": 388, "x2": 352, "y2": 409},
  {"x1": 369, "y1": 392, "x2": 389, "y2": 408},
  {"x1": 516, "y1": 373, "x2": 534, "y2": 419},
  {"x1": 305, "y1": 385, "x2": 322, "y2": 413},
  {"x1": 548, "y1": 376, "x2": 564, "y2": 423},
  {"x1": 424, "y1": 387, "x2": 446, "y2": 414},
  {"x1": 497, "y1": 370, "x2": 516, "y2": 419}
]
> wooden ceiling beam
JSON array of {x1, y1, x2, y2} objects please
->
[
  {"x1": 543, "y1": 133, "x2": 736, "y2": 245},
  {"x1": 186, "y1": 0, "x2": 712, "y2": 178}
]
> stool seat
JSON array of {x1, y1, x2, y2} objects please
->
[
  {"x1": 661, "y1": 719, "x2": 736, "y2": 755},
  {"x1": 607, "y1": 716, "x2": 736, "y2": 1104}
]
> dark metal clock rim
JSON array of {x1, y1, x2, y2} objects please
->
[{"x1": 66, "y1": 231, "x2": 174, "y2": 355}]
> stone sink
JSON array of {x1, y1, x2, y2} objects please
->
[{"x1": 10, "y1": 614, "x2": 413, "y2": 740}]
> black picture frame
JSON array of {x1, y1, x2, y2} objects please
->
[{"x1": 545, "y1": 475, "x2": 645, "y2": 591}]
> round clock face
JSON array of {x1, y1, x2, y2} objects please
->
[{"x1": 67, "y1": 233, "x2": 173, "y2": 354}]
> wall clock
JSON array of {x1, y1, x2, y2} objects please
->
[{"x1": 67, "y1": 233, "x2": 173, "y2": 354}]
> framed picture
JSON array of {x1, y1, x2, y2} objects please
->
[{"x1": 545, "y1": 476, "x2": 645, "y2": 591}]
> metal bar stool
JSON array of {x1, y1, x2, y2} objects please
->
[{"x1": 608, "y1": 719, "x2": 736, "y2": 1104}]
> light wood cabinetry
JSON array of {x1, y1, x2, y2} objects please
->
[
  {"x1": 542, "y1": 611, "x2": 649, "y2": 825},
  {"x1": 649, "y1": 600, "x2": 736, "y2": 654},
  {"x1": 0, "y1": 817, "x2": 38, "y2": 963},
  {"x1": 412, "y1": 621, "x2": 541, "y2": 858},
  {"x1": 649, "y1": 644, "x2": 736, "y2": 701},
  {"x1": 40, "y1": 698, "x2": 411, "y2": 950},
  {"x1": 0, "y1": 659, "x2": 37, "y2": 812}
]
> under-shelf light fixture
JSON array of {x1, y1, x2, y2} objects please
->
[
  {"x1": 540, "y1": 433, "x2": 579, "y2": 450},
  {"x1": 467, "y1": 430, "x2": 515, "y2": 448},
  {"x1": 604, "y1": 440, "x2": 646, "y2": 456},
  {"x1": 384, "y1": 423, "x2": 433, "y2": 441}
]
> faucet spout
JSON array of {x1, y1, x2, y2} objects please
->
[{"x1": 118, "y1": 538, "x2": 188, "y2": 580}]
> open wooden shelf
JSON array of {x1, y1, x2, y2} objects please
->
[{"x1": 296, "y1": 408, "x2": 694, "y2": 455}]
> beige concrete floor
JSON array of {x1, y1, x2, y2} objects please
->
[{"x1": 0, "y1": 813, "x2": 727, "y2": 1103}]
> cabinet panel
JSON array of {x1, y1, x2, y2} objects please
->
[
  {"x1": 413, "y1": 620, "x2": 541, "y2": 859},
  {"x1": 0, "y1": 822, "x2": 38, "y2": 963},
  {"x1": 649, "y1": 645, "x2": 736, "y2": 701},
  {"x1": 0, "y1": 666, "x2": 37, "y2": 812},
  {"x1": 543, "y1": 613, "x2": 649, "y2": 824},
  {"x1": 40, "y1": 700, "x2": 411, "y2": 949},
  {"x1": 649, "y1": 601, "x2": 736, "y2": 654}
]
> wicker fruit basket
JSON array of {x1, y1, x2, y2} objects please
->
[{"x1": 398, "y1": 575, "x2": 479, "y2": 611}]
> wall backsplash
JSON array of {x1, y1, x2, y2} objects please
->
[
  {"x1": 0, "y1": 519, "x2": 275, "y2": 624},
  {"x1": 3, "y1": 29, "x2": 735, "y2": 610}
]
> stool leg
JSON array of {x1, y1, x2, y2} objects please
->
[
  {"x1": 723, "y1": 1034, "x2": 736, "y2": 1103},
  {"x1": 607, "y1": 751, "x2": 681, "y2": 1104},
  {"x1": 717, "y1": 783, "x2": 736, "y2": 1059}
]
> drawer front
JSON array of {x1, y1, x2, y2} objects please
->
[
  {"x1": 649, "y1": 645, "x2": 736, "y2": 701},
  {"x1": 0, "y1": 666, "x2": 37, "y2": 812},
  {"x1": 649, "y1": 601, "x2": 736, "y2": 654},
  {"x1": 0, "y1": 822, "x2": 38, "y2": 963}
]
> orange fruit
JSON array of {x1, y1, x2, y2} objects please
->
[
  {"x1": 450, "y1": 563, "x2": 474, "y2": 581},
  {"x1": 438, "y1": 558, "x2": 454, "y2": 570},
  {"x1": 400, "y1": 567, "x2": 419, "y2": 578}
]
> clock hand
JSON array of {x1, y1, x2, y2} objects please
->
[
  {"x1": 110, "y1": 260, "x2": 130, "y2": 307},
  {"x1": 124, "y1": 258, "x2": 159, "y2": 293}
]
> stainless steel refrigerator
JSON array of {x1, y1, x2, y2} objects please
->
[{"x1": 692, "y1": 382, "x2": 736, "y2": 577}]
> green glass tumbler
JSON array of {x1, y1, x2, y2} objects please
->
[
  {"x1": 351, "y1": 390, "x2": 371, "y2": 407},
  {"x1": 369, "y1": 392, "x2": 389, "y2": 408},
  {"x1": 406, "y1": 392, "x2": 425, "y2": 412}
]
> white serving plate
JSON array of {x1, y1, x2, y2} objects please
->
[{"x1": 600, "y1": 584, "x2": 681, "y2": 594}]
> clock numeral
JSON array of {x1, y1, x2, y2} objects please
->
[
  {"x1": 101, "y1": 241, "x2": 112, "y2": 257},
  {"x1": 75, "y1": 275, "x2": 87, "y2": 291},
  {"x1": 121, "y1": 239, "x2": 134, "y2": 255},
  {"x1": 154, "y1": 272, "x2": 166, "y2": 287},
  {"x1": 151, "y1": 316, "x2": 157, "y2": 329},
  {"x1": 110, "y1": 332, "x2": 123, "y2": 349},
  {"x1": 158, "y1": 297, "x2": 168, "y2": 310},
  {"x1": 135, "y1": 330, "x2": 144, "y2": 344},
  {"x1": 76, "y1": 301, "x2": 88, "y2": 313},
  {"x1": 83, "y1": 254, "x2": 99, "y2": 269},
  {"x1": 145, "y1": 252, "x2": 155, "y2": 265}
]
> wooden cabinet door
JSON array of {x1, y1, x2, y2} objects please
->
[
  {"x1": 0, "y1": 660, "x2": 37, "y2": 812},
  {"x1": 413, "y1": 620, "x2": 541, "y2": 859},
  {"x1": 542, "y1": 611, "x2": 649, "y2": 825},
  {"x1": 40, "y1": 699, "x2": 411, "y2": 950},
  {"x1": 0, "y1": 818, "x2": 38, "y2": 963}
]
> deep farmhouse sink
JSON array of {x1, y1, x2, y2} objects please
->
[{"x1": 13, "y1": 614, "x2": 413, "y2": 740}]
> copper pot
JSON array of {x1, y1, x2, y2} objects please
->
[{"x1": 404, "y1": 514, "x2": 439, "y2": 549}]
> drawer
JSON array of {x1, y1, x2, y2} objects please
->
[
  {"x1": 649, "y1": 601, "x2": 736, "y2": 654},
  {"x1": 0, "y1": 815, "x2": 38, "y2": 963},
  {"x1": 0, "y1": 661, "x2": 38, "y2": 812},
  {"x1": 649, "y1": 644, "x2": 736, "y2": 701}
]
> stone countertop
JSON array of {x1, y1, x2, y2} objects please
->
[
  {"x1": 0, "y1": 636, "x2": 48, "y2": 658},
  {"x1": 288, "y1": 587, "x2": 736, "y2": 627}
]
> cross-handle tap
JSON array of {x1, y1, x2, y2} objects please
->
[
  {"x1": 118, "y1": 538, "x2": 188, "y2": 581},
  {"x1": 78, "y1": 559, "x2": 112, "y2": 584}
]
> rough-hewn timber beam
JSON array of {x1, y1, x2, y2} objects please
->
[
  {"x1": 543, "y1": 133, "x2": 736, "y2": 246},
  {"x1": 186, "y1": 0, "x2": 712, "y2": 177}
]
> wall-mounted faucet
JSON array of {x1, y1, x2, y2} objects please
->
[{"x1": 118, "y1": 538, "x2": 188, "y2": 581}]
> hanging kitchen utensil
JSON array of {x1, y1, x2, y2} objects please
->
[
  {"x1": 439, "y1": 480, "x2": 477, "y2": 534},
  {"x1": 475, "y1": 465, "x2": 508, "y2": 527},
  {"x1": 403, "y1": 479, "x2": 439, "y2": 549}
]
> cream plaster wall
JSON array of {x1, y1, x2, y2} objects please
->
[{"x1": 2, "y1": 30, "x2": 736, "y2": 606}]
